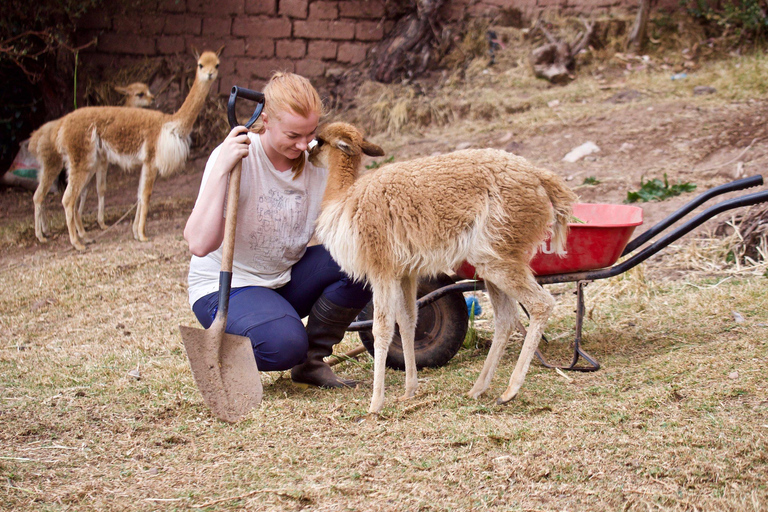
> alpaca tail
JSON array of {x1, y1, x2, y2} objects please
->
[{"x1": 540, "y1": 171, "x2": 578, "y2": 257}]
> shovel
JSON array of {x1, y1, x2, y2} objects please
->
[{"x1": 179, "y1": 86, "x2": 266, "y2": 423}]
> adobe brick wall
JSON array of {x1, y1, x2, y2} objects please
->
[{"x1": 75, "y1": 0, "x2": 676, "y2": 95}]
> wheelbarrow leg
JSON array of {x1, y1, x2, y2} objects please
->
[{"x1": 535, "y1": 280, "x2": 601, "y2": 372}]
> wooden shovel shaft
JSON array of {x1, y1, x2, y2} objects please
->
[{"x1": 216, "y1": 160, "x2": 243, "y2": 320}]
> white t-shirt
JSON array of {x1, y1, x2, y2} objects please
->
[{"x1": 187, "y1": 132, "x2": 328, "y2": 307}]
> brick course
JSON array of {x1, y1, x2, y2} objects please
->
[
  {"x1": 82, "y1": 0, "x2": 653, "y2": 96},
  {"x1": 276, "y1": 40, "x2": 307, "y2": 59},
  {"x1": 232, "y1": 16, "x2": 292, "y2": 38},
  {"x1": 245, "y1": 0, "x2": 276, "y2": 14},
  {"x1": 293, "y1": 20, "x2": 355, "y2": 40},
  {"x1": 279, "y1": 0, "x2": 309, "y2": 18},
  {"x1": 309, "y1": 1, "x2": 339, "y2": 19},
  {"x1": 202, "y1": 17, "x2": 233, "y2": 37}
]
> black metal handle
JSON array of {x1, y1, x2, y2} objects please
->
[
  {"x1": 227, "y1": 86, "x2": 265, "y2": 130},
  {"x1": 622, "y1": 174, "x2": 764, "y2": 255}
]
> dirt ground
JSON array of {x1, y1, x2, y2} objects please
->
[
  {"x1": 2, "y1": 44, "x2": 768, "y2": 511},
  {"x1": 4, "y1": 92, "x2": 767, "y2": 267}
]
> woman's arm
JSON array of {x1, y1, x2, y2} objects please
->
[{"x1": 184, "y1": 126, "x2": 251, "y2": 256}]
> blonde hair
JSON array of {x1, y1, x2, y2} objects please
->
[{"x1": 259, "y1": 71, "x2": 323, "y2": 178}]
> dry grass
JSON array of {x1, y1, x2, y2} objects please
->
[
  {"x1": 3, "y1": 14, "x2": 768, "y2": 511},
  {"x1": 2, "y1": 221, "x2": 767, "y2": 511}
]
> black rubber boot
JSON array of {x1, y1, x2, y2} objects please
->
[{"x1": 291, "y1": 295, "x2": 361, "y2": 388}]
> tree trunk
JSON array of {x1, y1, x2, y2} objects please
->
[
  {"x1": 626, "y1": 0, "x2": 651, "y2": 52},
  {"x1": 370, "y1": 0, "x2": 445, "y2": 83}
]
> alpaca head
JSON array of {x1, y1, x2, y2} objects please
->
[
  {"x1": 115, "y1": 82, "x2": 154, "y2": 108},
  {"x1": 309, "y1": 122, "x2": 384, "y2": 169},
  {"x1": 193, "y1": 49, "x2": 221, "y2": 84}
]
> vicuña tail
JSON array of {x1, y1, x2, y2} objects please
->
[{"x1": 539, "y1": 171, "x2": 578, "y2": 257}]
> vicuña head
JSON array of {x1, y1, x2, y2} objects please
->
[{"x1": 116, "y1": 82, "x2": 155, "y2": 108}]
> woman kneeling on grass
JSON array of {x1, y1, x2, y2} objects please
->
[{"x1": 183, "y1": 72, "x2": 370, "y2": 388}]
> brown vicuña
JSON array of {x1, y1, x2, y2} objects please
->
[
  {"x1": 53, "y1": 49, "x2": 219, "y2": 250},
  {"x1": 31, "y1": 83, "x2": 155, "y2": 242},
  {"x1": 309, "y1": 122, "x2": 578, "y2": 414}
]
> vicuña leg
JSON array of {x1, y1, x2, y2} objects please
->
[
  {"x1": 495, "y1": 273, "x2": 554, "y2": 405},
  {"x1": 467, "y1": 279, "x2": 519, "y2": 399},
  {"x1": 61, "y1": 162, "x2": 92, "y2": 251},
  {"x1": 369, "y1": 281, "x2": 398, "y2": 414},
  {"x1": 76, "y1": 167, "x2": 108, "y2": 231},
  {"x1": 33, "y1": 156, "x2": 63, "y2": 243},
  {"x1": 396, "y1": 274, "x2": 419, "y2": 402},
  {"x1": 133, "y1": 164, "x2": 158, "y2": 242}
]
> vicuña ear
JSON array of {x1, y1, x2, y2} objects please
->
[
  {"x1": 192, "y1": 46, "x2": 200, "y2": 60},
  {"x1": 334, "y1": 138, "x2": 356, "y2": 156},
  {"x1": 361, "y1": 140, "x2": 385, "y2": 157},
  {"x1": 114, "y1": 86, "x2": 128, "y2": 95},
  {"x1": 216, "y1": 44, "x2": 225, "y2": 57}
]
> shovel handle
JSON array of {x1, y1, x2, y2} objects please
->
[
  {"x1": 217, "y1": 160, "x2": 242, "y2": 319},
  {"x1": 216, "y1": 85, "x2": 264, "y2": 320}
]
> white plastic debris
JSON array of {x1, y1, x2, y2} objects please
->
[{"x1": 563, "y1": 142, "x2": 600, "y2": 163}]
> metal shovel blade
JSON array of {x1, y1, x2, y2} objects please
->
[{"x1": 180, "y1": 318, "x2": 262, "y2": 423}]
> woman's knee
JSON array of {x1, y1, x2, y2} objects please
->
[{"x1": 246, "y1": 316, "x2": 308, "y2": 371}]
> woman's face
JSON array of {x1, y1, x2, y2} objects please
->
[{"x1": 262, "y1": 109, "x2": 319, "y2": 163}]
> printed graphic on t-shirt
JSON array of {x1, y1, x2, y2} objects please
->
[{"x1": 249, "y1": 187, "x2": 309, "y2": 269}]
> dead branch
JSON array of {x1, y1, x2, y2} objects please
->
[{"x1": 529, "y1": 20, "x2": 594, "y2": 84}]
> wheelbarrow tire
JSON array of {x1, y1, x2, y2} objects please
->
[{"x1": 357, "y1": 273, "x2": 469, "y2": 370}]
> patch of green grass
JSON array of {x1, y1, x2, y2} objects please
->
[
  {"x1": 625, "y1": 173, "x2": 697, "y2": 203},
  {"x1": 365, "y1": 155, "x2": 395, "y2": 169},
  {"x1": 582, "y1": 176, "x2": 601, "y2": 185}
]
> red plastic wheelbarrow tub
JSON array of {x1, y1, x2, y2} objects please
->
[{"x1": 456, "y1": 203, "x2": 644, "y2": 279}]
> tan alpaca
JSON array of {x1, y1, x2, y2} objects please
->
[
  {"x1": 310, "y1": 122, "x2": 578, "y2": 414},
  {"x1": 31, "y1": 82, "x2": 155, "y2": 242},
  {"x1": 55, "y1": 50, "x2": 220, "y2": 250}
]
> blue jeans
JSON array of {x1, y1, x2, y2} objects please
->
[{"x1": 192, "y1": 245, "x2": 371, "y2": 371}]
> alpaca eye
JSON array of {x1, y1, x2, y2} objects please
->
[
  {"x1": 215, "y1": 64, "x2": 219, "y2": 69},
  {"x1": 198, "y1": 63, "x2": 203, "y2": 69},
  {"x1": 137, "y1": 93, "x2": 145, "y2": 97}
]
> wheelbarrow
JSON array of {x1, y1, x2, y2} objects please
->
[{"x1": 341, "y1": 175, "x2": 768, "y2": 372}]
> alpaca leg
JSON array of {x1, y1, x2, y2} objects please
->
[
  {"x1": 133, "y1": 164, "x2": 157, "y2": 242},
  {"x1": 496, "y1": 275, "x2": 555, "y2": 405},
  {"x1": 467, "y1": 280, "x2": 519, "y2": 399},
  {"x1": 73, "y1": 170, "x2": 97, "y2": 241},
  {"x1": 396, "y1": 274, "x2": 419, "y2": 402},
  {"x1": 369, "y1": 282, "x2": 398, "y2": 414},
  {"x1": 33, "y1": 157, "x2": 62, "y2": 243},
  {"x1": 95, "y1": 166, "x2": 107, "y2": 230},
  {"x1": 77, "y1": 182, "x2": 89, "y2": 231},
  {"x1": 61, "y1": 163, "x2": 90, "y2": 251}
]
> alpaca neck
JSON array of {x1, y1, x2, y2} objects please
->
[
  {"x1": 322, "y1": 153, "x2": 360, "y2": 206},
  {"x1": 171, "y1": 77, "x2": 212, "y2": 135}
]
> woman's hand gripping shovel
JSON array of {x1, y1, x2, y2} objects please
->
[{"x1": 179, "y1": 87, "x2": 266, "y2": 423}]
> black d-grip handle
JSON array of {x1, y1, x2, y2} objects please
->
[{"x1": 227, "y1": 86, "x2": 265, "y2": 130}]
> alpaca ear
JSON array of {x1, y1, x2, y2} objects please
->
[
  {"x1": 334, "y1": 138, "x2": 356, "y2": 156},
  {"x1": 361, "y1": 140, "x2": 385, "y2": 157},
  {"x1": 216, "y1": 45, "x2": 225, "y2": 57},
  {"x1": 192, "y1": 46, "x2": 200, "y2": 60},
  {"x1": 114, "y1": 85, "x2": 128, "y2": 95}
]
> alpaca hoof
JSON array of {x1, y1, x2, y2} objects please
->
[
  {"x1": 73, "y1": 242, "x2": 87, "y2": 251},
  {"x1": 397, "y1": 392, "x2": 415, "y2": 403},
  {"x1": 496, "y1": 393, "x2": 517, "y2": 405},
  {"x1": 98, "y1": 222, "x2": 107, "y2": 231},
  {"x1": 36, "y1": 234, "x2": 49, "y2": 244},
  {"x1": 466, "y1": 385, "x2": 487, "y2": 400}
]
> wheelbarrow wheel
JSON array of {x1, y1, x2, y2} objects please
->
[{"x1": 357, "y1": 273, "x2": 469, "y2": 370}]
